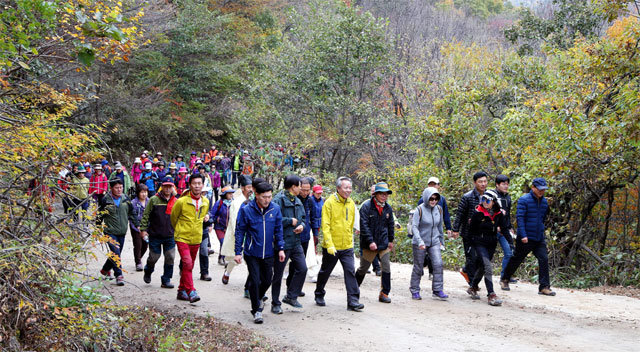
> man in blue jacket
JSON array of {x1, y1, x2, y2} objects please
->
[
  {"x1": 234, "y1": 181, "x2": 286, "y2": 324},
  {"x1": 500, "y1": 178, "x2": 556, "y2": 296}
]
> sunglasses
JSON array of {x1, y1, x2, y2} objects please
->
[
  {"x1": 481, "y1": 198, "x2": 492, "y2": 204},
  {"x1": 429, "y1": 197, "x2": 438, "y2": 202}
]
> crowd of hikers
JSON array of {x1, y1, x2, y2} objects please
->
[{"x1": 56, "y1": 147, "x2": 556, "y2": 324}]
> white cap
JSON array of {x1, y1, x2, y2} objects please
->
[
  {"x1": 145, "y1": 162, "x2": 152, "y2": 170},
  {"x1": 427, "y1": 177, "x2": 440, "y2": 185}
]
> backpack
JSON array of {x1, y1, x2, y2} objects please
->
[{"x1": 407, "y1": 204, "x2": 443, "y2": 238}]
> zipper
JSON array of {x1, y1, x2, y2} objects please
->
[
  {"x1": 262, "y1": 207, "x2": 275, "y2": 258},
  {"x1": 430, "y1": 207, "x2": 435, "y2": 247}
]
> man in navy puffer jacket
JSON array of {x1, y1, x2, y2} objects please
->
[{"x1": 500, "y1": 178, "x2": 556, "y2": 296}]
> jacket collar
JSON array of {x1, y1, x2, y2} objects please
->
[
  {"x1": 249, "y1": 199, "x2": 274, "y2": 214},
  {"x1": 475, "y1": 204, "x2": 499, "y2": 220}
]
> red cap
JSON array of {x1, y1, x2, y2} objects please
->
[{"x1": 312, "y1": 185, "x2": 323, "y2": 194}]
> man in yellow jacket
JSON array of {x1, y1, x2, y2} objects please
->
[
  {"x1": 314, "y1": 177, "x2": 364, "y2": 311},
  {"x1": 171, "y1": 173, "x2": 210, "y2": 303}
]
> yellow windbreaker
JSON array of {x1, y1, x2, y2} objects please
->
[
  {"x1": 170, "y1": 192, "x2": 210, "y2": 245},
  {"x1": 321, "y1": 192, "x2": 356, "y2": 250}
]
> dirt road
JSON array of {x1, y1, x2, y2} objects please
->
[{"x1": 86, "y1": 234, "x2": 639, "y2": 352}]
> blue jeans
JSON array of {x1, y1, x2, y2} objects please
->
[
  {"x1": 145, "y1": 237, "x2": 176, "y2": 284},
  {"x1": 497, "y1": 234, "x2": 513, "y2": 278},
  {"x1": 102, "y1": 234, "x2": 125, "y2": 277}
]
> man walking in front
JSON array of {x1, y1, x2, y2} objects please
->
[
  {"x1": 170, "y1": 173, "x2": 210, "y2": 303},
  {"x1": 355, "y1": 182, "x2": 395, "y2": 303},
  {"x1": 234, "y1": 181, "x2": 285, "y2": 324},
  {"x1": 453, "y1": 171, "x2": 488, "y2": 286},
  {"x1": 500, "y1": 178, "x2": 556, "y2": 296},
  {"x1": 314, "y1": 177, "x2": 364, "y2": 311},
  {"x1": 271, "y1": 175, "x2": 308, "y2": 314}
]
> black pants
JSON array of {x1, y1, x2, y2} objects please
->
[
  {"x1": 245, "y1": 254, "x2": 274, "y2": 314},
  {"x1": 272, "y1": 245, "x2": 307, "y2": 305},
  {"x1": 471, "y1": 242, "x2": 497, "y2": 294},
  {"x1": 286, "y1": 240, "x2": 309, "y2": 288},
  {"x1": 502, "y1": 240, "x2": 551, "y2": 290},
  {"x1": 314, "y1": 248, "x2": 360, "y2": 306},
  {"x1": 462, "y1": 236, "x2": 477, "y2": 282}
]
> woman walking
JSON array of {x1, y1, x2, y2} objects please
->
[
  {"x1": 130, "y1": 184, "x2": 149, "y2": 271},
  {"x1": 410, "y1": 187, "x2": 448, "y2": 300},
  {"x1": 209, "y1": 186, "x2": 234, "y2": 265}
]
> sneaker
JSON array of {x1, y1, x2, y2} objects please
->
[
  {"x1": 467, "y1": 287, "x2": 480, "y2": 300},
  {"x1": 244, "y1": 289, "x2": 250, "y2": 299},
  {"x1": 283, "y1": 296, "x2": 303, "y2": 308},
  {"x1": 177, "y1": 290, "x2": 189, "y2": 301},
  {"x1": 459, "y1": 269, "x2": 470, "y2": 284},
  {"x1": 347, "y1": 303, "x2": 364, "y2": 312},
  {"x1": 538, "y1": 287, "x2": 556, "y2": 296},
  {"x1": 378, "y1": 292, "x2": 391, "y2": 303},
  {"x1": 428, "y1": 273, "x2": 433, "y2": 281},
  {"x1": 271, "y1": 305, "x2": 283, "y2": 314},
  {"x1": 500, "y1": 279, "x2": 510, "y2": 291},
  {"x1": 100, "y1": 269, "x2": 114, "y2": 280},
  {"x1": 161, "y1": 281, "x2": 174, "y2": 289},
  {"x1": 222, "y1": 272, "x2": 230, "y2": 285},
  {"x1": 432, "y1": 290, "x2": 449, "y2": 301},
  {"x1": 135, "y1": 263, "x2": 143, "y2": 272},
  {"x1": 488, "y1": 293, "x2": 503, "y2": 306},
  {"x1": 315, "y1": 296, "x2": 326, "y2": 306},
  {"x1": 262, "y1": 295, "x2": 268, "y2": 302},
  {"x1": 375, "y1": 269, "x2": 382, "y2": 277},
  {"x1": 189, "y1": 290, "x2": 201, "y2": 303},
  {"x1": 253, "y1": 311, "x2": 263, "y2": 324},
  {"x1": 218, "y1": 257, "x2": 226, "y2": 266},
  {"x1": 143, "y1": 271, "x2": 151, "y2": 284},
  {"x1": 208, "y1": 249, "x2": 215, "y2": 256},
  {"x1": 509, "y1": 278, "x2": 518, "y2": 284},
  {"x1": 411, "y1": 292, "x2": 422, "y2": 300},
  {"x1": 298, "y1": 291, "x2": 306, "y2": 297},
  {"x1": 200, "y1": 274, "x2": 212, "y2": 281},
  {"x1": 115, "y1": 275, "x2": 125, "y2": 286}
]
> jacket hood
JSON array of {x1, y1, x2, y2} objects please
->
[{"x1": 422, "y1": 187, "x2": 440, "y2": 208}]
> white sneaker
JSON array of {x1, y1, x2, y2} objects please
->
[{"x1": 253, "y1": 311, "x2": 263, "y2": 324}]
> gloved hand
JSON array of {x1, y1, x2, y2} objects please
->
[{"x1": 326, "y1": 246, "x2": 337, "y2": 256}]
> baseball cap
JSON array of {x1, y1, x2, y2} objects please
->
[
  {"x1": 312, "y1": 185, "x2": 323, "y2": 194},
  {"x1": 161, "y1": 175, "x2": 175, "y2": 186},
  {"x1": 532, "y1": 177, "x2": 548, "y2": 190},
  {"x1": 427, "y1": 177, "x2": 440, "y2": 185}
]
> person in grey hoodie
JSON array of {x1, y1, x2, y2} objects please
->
[{"x1": 410, "y1": 187, "x2": 448, "y2": 300}]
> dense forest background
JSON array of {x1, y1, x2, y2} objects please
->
[{"x1": 1, "y1": 0, "x2": 640, "y2": 349}]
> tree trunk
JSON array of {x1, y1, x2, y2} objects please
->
[{"x1": 600, "y1": 188, "x2": 614, "y2": 251}]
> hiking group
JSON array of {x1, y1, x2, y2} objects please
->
[{"x1": 57, "y1": 147, "x2": 556, "y2": 324}]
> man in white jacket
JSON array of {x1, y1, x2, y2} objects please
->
[{"x1": 220, "y1": 175, "x2": 253, "y2": 285}]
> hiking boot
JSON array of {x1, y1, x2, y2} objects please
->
[
  {"x1": 244, "y1": 289, "x2": 250, "y2": 299},
  {"x1": 222, "y1": 272, "x2": 230, "y2": 285},
  {"x1": 315, "y1": 296, "x2": 326, "y2": 306},
  {"x1": 509, "y1": 278, "x2": 518, "y2": 284},
  {"x1": 411, "y1": 292, "x2": 422, "y2": 300},
  {"x1": 432, "y1": 290, "x2": 449, "y2": 301},
  {"x1": 467, "y1": 287, "x2": 480, "y2": 300},
  {"x1": 500, "y1": 279, "x2": 510, "y2": 291},
  {"x1": 135, "y1": 263, "x2": 144, "y2": 272},
  {"x1": 115, "y1": 275, "x2": 125, "y2": 286},
  {"x1": 347, "y1": 303, "x2": 364, "y2": 312},
  {"x1": 488, "y1": 293, "x2": 503, "y2": 306},
  {"x1": 459, "y1": 269, "x2": 470, "y2": 284},
  {"x1": 100, "y1": 269, "x2": 114, "y2": 280},
  {"x1": 161, "y1": 281, "x2": 174, "y2": 289},
  {"x1": 189, "y1": 290, "x2": 201, "y2": 303},
  {"x1": 271, "y1": 304, "x2": 283, "y2": 314},
  {"x1": 298, "y1": 291, "x2": 306, "y2": 297},
  {"x1": 143, "y1": 271, "x2": 151, "y2": 284},
  {"x1": 253, "y1": 311, "x2": 263, "y2": 324},
  {"x1": 538, "y1": 287, "x2": 556, "y2": 296},
  {"x1": 200, "y1": 274, "x2": 212, "y2": 281},
  {"x1": 378, "y1": 292, "x2": 391, "y2": 303},
  {"x1": 283, "y1": 296, "x2": 303, "y2": 308},
  {"x1": 177, "y1": 290, "x2": 189, "y2": 301}
]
